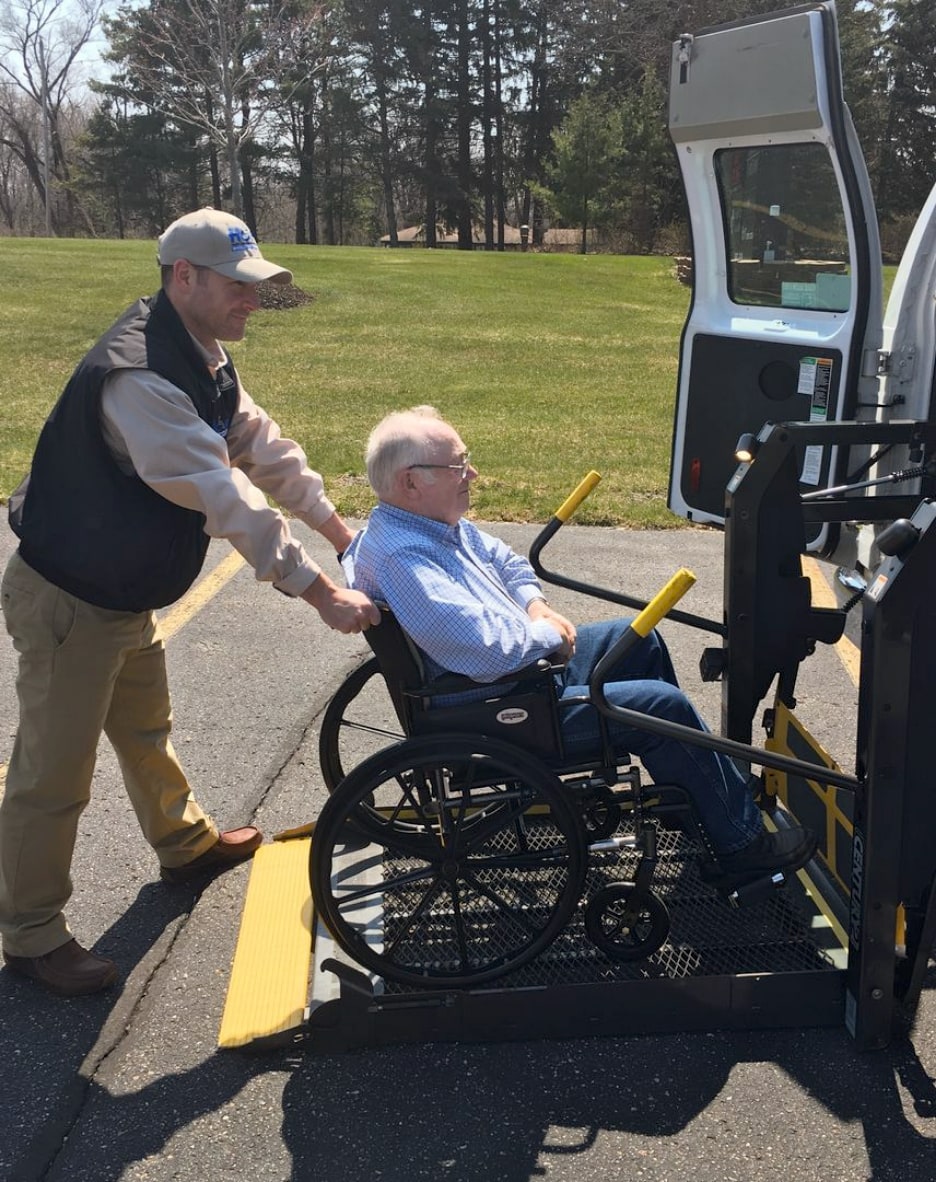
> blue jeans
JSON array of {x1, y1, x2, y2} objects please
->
[{"x1": 556, "y1": 619, "x2": 762, "y2": 855}]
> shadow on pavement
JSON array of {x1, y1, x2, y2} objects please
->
[
  {"x1": 4, "y1": 941, "x2": 936, "y2": 1180},
  {"x1": 274, "y1": 1024, "x2": 936, "y2": 1182},
  {"x1": 2, "y1": 881, "x2": 208, "y2": 1180}
]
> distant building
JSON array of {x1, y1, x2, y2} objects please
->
[{"x1": 379, "y1": 224, "x2": 599, "y2": 252}]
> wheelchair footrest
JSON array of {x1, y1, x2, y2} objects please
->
[
  {"x1": 725, "y1": 872, "x2": 786, "y2": 908},
  {"x1": 706, "y1": 869, "x2": 786, "y2": 909}
]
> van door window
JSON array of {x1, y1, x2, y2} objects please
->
[{"x1": 715, "y1": 144, "x2": 851, "y2": 312}]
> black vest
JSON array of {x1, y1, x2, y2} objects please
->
[{"x1": 13, "y1": 291, "x2": 238, "y2": 611}]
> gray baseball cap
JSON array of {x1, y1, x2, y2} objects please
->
[{"x1": 157, "y1": 208, "x2": 293, "y2": 285}]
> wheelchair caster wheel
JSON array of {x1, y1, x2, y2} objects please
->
[{"x1": 584, "y1": 883, "x2": 669, "y2": 961}]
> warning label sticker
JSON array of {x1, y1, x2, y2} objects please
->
[{"x1": 798, "y1": 356, "x2": 834, "y2": 485}]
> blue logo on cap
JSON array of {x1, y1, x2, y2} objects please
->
[{"x1": 228, "y1": 227, "x2": 258, "y2": 255}]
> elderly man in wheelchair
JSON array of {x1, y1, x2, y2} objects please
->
[{"x1": 310, "y1": 406, "x2": 816, "y2": 989}]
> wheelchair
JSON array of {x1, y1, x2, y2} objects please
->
[{"x1": 309, "y1": 563, "x2": 737, "y2": 991}]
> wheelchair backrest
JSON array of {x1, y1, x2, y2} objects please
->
[{"x1": 363, "y1": 606, "x2": 429, "y2": 728}]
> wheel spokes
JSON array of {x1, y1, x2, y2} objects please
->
[{"x1": 312, "y1": 736, "x2": 587, "y2": 987}]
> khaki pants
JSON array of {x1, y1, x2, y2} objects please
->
[{"x1": 0, "y1": 551, "x2": 217, "y2": 958}]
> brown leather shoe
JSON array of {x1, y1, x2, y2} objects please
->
[
  {"x1": 3, "y1": 939, "x2": 118, "y2": 997},
  {"x1": 160, "y1": 826, "x2": 263, "y2": 885}
]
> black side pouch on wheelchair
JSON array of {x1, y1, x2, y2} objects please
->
[
  {"x1": 413, "y1": 683, "x2": 562, "y2": 759},
  {"x1": 7, "y1": 472, "x2": 29, "y2": 538}
]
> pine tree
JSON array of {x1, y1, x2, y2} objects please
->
[{"x1": 876, "y1": 0, "x2": 936, "y2": 220}]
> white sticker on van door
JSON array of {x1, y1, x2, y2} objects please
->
[{"x1": 799, "y1": 356, "x2": 834, "y2": 485}]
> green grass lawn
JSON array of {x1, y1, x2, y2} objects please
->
[
  {"x1": 0, "y1": 240, "x2": 897, "y2": 527},
  {"x1": 0, "y1": 240, "x2": 690, "y2": 527}
]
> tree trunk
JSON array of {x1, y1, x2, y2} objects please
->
[
  {"x1": 375, "y1": 64, "x2": 398, "y2": 245},
  {"x1": 217, "y1": 18, "x2": 242, "y2": 216},
  {"x1": 239, "y1": 97, "x2": 255, "y2": 231},
  {"x1": 240, "y1": 153, "x2": 256, "y2": 233},
  {"x1": 494, "y1": 0, "x2": 505, "y2": 250},
  {"x1": 423, "y1": 5, "x2": 438, "y2": 248},
  {"x1": 481, "y1": 0, "x2": 494, "y2": 249},
  {"x1": 455, "y1": 0, "x2": 473, "y2": 249},
  {"x1": 322, "y1": 98, "x2": 335, "y2": 246}
]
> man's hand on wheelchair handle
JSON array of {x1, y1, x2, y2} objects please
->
[{"x1": 301, "y1": 572, "x2": 381, "y2": 633}]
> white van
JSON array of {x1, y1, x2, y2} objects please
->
[{"x1": 666, "y1": 0, "x2": 935, "y2": 572}]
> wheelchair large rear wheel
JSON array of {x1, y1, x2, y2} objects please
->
[
  {"x1": 319, "y1": 658, "x2": 445, "y2": 840},
  {"x1": 310, "y1": 735, "x2": 587, "y2": 988},
  {"x1": 319, "y1": 657, "x2": 403, "y2": 791}
]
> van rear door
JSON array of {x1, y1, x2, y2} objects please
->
[
  {"x1": 667, "y1": 2, "x2": 883, "y2": 552},
  {"x1": 862, "y1": 183, "x2": 936, "y2": 538}
]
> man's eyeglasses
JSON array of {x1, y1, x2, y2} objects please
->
[{"x1": 407, "y1": 452, "x2": 472, "y2": 479}]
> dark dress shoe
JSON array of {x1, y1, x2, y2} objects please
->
[
  {"x1": 3, "y1": 939, "x2": 118, "y2": 996},
  {"x1": 160, "y1": 826, "x2": 263, "y2": 885},
  {"x1": 703, "y1": 825, "x2": 817, "y2": 887}
]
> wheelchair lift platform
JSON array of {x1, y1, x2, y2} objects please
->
[{"x1": 218, "y1": 814, "x2": 847, "y2": 1055}]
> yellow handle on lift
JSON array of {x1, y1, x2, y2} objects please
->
[
  {"x1": 554, "y1": 470, "x2": 602, "y2": 523},
  {"x1": 590, "y1": 567, "x2": 698, "y2": 700},
  {"x1": 630, "y1": 568, "x2": 697, "y2": 638}
]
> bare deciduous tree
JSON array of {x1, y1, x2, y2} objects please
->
[
  {"x1": 104, "y1": 0, "x2": 325, "y2": 221},
  {"x1": 0, "y1": 0, "x2": 102, "y2": 232}
]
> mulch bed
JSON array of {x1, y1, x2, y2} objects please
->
[{"x1": 257, "y1": 281, "x2": 314, "y2": 310}]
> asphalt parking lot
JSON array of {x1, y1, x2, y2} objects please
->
[{"x1": 1, "y1": 517, "x2": 935, "y2": 1182}]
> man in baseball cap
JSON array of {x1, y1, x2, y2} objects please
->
[
  {"x1": 1, "y1": 208, "x2": 377, "y2": 997},
  {"x1": 158, "y1": 207, "x2": 293, "y2": 285}
]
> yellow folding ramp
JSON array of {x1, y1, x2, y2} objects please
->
[{"x1": 218, "y1": 836, "x2": 314, "y2": 1051}]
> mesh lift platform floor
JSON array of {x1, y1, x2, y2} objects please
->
[{"x1": 218, "y1": 813, "x2": 846, "y2": 1054}]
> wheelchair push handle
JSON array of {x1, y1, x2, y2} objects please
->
[{"x1": 590, "y1": 568, "x2": 696, "y2": 695}]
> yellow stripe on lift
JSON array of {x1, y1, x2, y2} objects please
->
[
  {"x1": 218, "y1": 837, "x2": 314, "y2": 1050},
  {"x1": 761, "y1": 811, "x2": 848, "y2": 957}
]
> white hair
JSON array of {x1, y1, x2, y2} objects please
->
[{"x1": 365, "y1": 405, "x2": 449, "y2": 499}]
